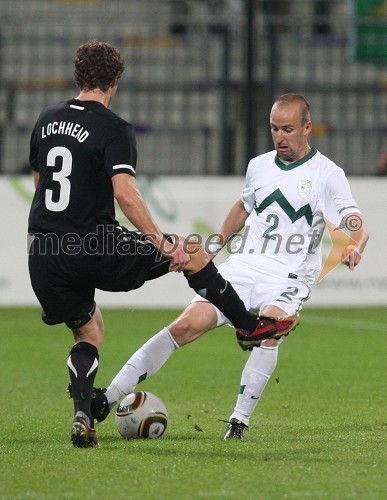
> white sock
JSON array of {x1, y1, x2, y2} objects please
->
[
  {"x1": 229, "y1": 345, "x2": 278, "y2": 426},
  {"x1": 106, "y1": 327, "x2": 179, "y2": 408}
]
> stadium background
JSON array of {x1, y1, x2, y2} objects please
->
[{"x1": 0, "y1": 0, "x2": 386, "y2": 308}]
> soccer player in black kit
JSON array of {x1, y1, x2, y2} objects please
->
[{"x1": 28, "y1": 40, "x2": 297, "y2": 448}]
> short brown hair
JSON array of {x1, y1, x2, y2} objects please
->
[
  {"x1": 274, "y1": 93, "x2": 311, "y2": 125},
  {"x1": 74, "y1": 40, "x2": 125, "y2": 92}
]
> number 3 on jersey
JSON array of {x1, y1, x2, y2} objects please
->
[{"x1": 45, "y1": 146, "x2": 72, "y2": 212}]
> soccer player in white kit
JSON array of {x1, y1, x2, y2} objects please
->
[{"x1": 88, "y1": 93, "x2": 369, "y2": 439}]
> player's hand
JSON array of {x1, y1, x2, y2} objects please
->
[
  {"x1": 341, "y1": 245, "x2": 361, "y2": 270},
  {"x1": 163, "y1": 239, "x2": 190, "y2": 272}
]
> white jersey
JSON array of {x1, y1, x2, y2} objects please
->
[{"x1": 228, "y1": 147, "x2": 360, "y2": 286}]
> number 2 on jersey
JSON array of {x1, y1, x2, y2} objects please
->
[
  {"x1": 279, "y1": 287, "x2": 299, "y2": 303},
  {"x1": 45, "y1": 146, "x2": 72, "y2": 212},
  {"x1": 262, "y1": 213, "x2": 279, "y2": 239}
]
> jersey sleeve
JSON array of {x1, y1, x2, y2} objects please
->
[
  {"x1": 104, "y1": 123, "x2": 137, "y2": 178},
  {"x1": 241, "y1": 160, "x2": 255, "y2": 213},
  {"x1": 323, "y1": 167, "x2": 360, "y2": 226}
]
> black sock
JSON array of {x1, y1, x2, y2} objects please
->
[
  {"x1": 67, "y1": 342, "x2": 99, "y2": 423},
  {"x1": 185, "y1": 261, "x2": 257, "y2": 332}
]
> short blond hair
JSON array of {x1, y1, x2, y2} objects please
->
[{"x1": 274, "y1": 93, "x2": 311, "y2": 125}]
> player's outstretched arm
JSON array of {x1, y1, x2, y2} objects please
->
[
  {"x1": 208, "y1": 199, "x2": 250, "y2": 257},
  {"x1": 112, "y1": 174, "x2": 190, "y2": 271},
  {"x1": 341, "y1": 212, "x2": 369, "y2": 270}
]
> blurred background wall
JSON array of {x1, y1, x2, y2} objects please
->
[{"x1": 0, "y1": 0, "x2": 386, "y2": 176}]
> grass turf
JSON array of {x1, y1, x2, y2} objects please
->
[{"x1": 0, "y1": 307, "x2": 385, "y2": 499}]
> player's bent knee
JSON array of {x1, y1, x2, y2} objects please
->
[
  {"x1": 169, "y1": 318, "x2": 203, "y2": 346},
  {"x1": 72, "y1": 307, "x2": 104, "y2": 348}
]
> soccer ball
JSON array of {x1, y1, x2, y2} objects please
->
[{"x1": 115, "y1": 391, "x2": 168, "y2": 439}]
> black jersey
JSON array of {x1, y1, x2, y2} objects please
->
[{"x1": 28, "y1": 99, "x2": 137, "y2": 235}]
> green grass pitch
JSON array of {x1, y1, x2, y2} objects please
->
[{"x1": 1, "y1": 307, "x2": 386, "y2": 499}]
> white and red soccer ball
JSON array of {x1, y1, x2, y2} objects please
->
[{"x1": 115, "y1": 391, "x2": 168, "y2": 439}]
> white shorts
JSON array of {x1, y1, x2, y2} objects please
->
[{"x1": 190, "y1": 259, "x2": 311, "y2": 327}]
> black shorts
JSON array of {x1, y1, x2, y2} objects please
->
[{"x1": 28, "y1": 226, "x2": 171, "y2": 329}]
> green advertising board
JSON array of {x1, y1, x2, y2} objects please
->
[{"x1": 355, "y1": 0, "x2": 387, "y2": 64}]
